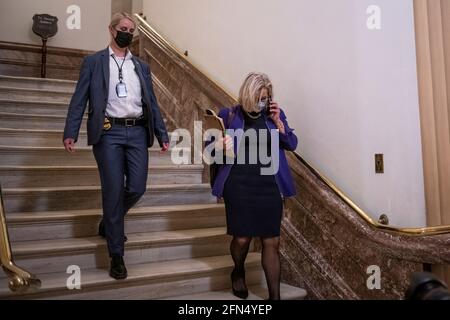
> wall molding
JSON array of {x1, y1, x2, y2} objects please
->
[
  {"x1": 414, "y1": 0, "x2": 450, "y2": 227},
  {"x1": 0, "y1": 41, "x2": 93, "y2": 80},
  {"x1": 414, "y1": 0, "x2": 450, "y2": 283}
]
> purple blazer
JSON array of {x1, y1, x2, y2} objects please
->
[{"x1": 210, "y1": 105, "x2": 298, "y2": 198}]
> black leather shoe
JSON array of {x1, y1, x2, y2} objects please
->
[
  {"x1": 98, "y1": 219, "x2": 128, "y2": 242},
  {"x1": 231, "y1": 268, "x2": 248, "y2": 299},
  {"x1": 109, "y1": 255, "x2": 128, "y2": 280},
  {"x1": 98, "y1": 219, "x2": 105, "y2": 237}
]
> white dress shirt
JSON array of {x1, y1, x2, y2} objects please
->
[{"x1": 105, "y1": 46, "x2": 143, "y2": 119}]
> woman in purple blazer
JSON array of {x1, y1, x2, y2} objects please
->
[{"x1": 210, "y1": 72, "x2": 298, "y2": 300}]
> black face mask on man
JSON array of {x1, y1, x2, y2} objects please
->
[{"x1": 113, "y1": 30, "x2": 133, "y2": 48}]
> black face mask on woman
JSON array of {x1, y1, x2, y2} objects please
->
[{"x1": 114, "y1": 30, "x2": 133, "y2": 48}]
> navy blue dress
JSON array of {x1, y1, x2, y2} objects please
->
[{"x1": 223, "y1": 111, "x2": 283, "y2": 237}]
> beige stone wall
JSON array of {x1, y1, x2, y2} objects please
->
[
  {"x1": 0, "y1": 0, "x2": 111, "y2": 51},
  {"x1": 111, "y1": 0, "x2": 143, "y2": 18},
  {"x1": 111, "y1": 0, "x2": 132, "y2": 17}
]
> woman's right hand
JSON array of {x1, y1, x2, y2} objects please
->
[
  {"x1": 215, "y1": 135, "x2": 233, "y2": 152},
  {"x1": 63, "y1": 138, "x2": 76, "y2": 153}
]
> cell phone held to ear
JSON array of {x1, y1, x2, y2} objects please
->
[{"x1": 266, "y1": 95, "x2": 273, "y2": 116}]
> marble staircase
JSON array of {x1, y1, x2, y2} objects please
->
[{"x1": 0, "y1": 75, "x2": 307, "y2": 300}]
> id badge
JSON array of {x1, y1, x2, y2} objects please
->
[{"x1": 116, "y1": 82, "x2": 127, "y2": 98}]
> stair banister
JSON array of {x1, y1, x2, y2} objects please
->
[{"x1": 0, "y1": 184, "x2": 41, "y2": 291}]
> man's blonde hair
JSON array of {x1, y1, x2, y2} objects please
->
[
  {"x1": 238, "y1": 72, "x2": 273, "y2": 113},
  {"x1": 110, "y1": 12, "x2": 137, "y2": 29}
]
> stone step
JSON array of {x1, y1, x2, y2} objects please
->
[
  {"x1": 5, "y1": 227, "x2": 235, "y2": 276},
  {"x1": 6, "y1": 204, "x2": 226, "y2": 241},
  {"x1": 0, "y1": 253, "x2": 264, "y2": 300},
  {"x1": 0, "y1": 86, "x2": 72, "y2": 104},
  {"x1": 165, "y1": 282, "x2": 307, "y2": 300},
  {"x1": 0, "y1": 128, "x2": 89, "y2": 146},
  {"x1": 2, "y1": 184, "x2": 216, "y2": 213},
  {"x1": 0, "y1": 112, "x2": 83, "y2": 130},
  {"x1": 0, "y1": 112, "x2": 171, "y2": 133},
  {"x1": 0, "y1": 128, "x2": 176, "y2": 148},
  {"x1": 0, "y1": 145, "x2": 177, "y2": 166},
  {"x1": 0, "y1": 165, "x2": 203, "y2": 188},
  {"x1": 0, "y1": 75, "x2": 76, "y2": 92},
  {"x1": 0, "y1": 99, "x2": 71, "y2": 116}
]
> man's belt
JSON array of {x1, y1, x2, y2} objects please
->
[{"x1": 108, "y1": 117, "x2": 146, "y2": 127}]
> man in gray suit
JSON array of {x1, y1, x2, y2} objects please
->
[{"x1": 63, "y1": 12, "x2": 169, "y2": 280}]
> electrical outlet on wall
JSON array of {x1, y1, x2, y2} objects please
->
[{"x1": 375, "y1": 154, "x2": 384, "y2": 174}]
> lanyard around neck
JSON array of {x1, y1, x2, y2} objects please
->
[{"x1": 111, "y1": 54, "x2": 127, "y2": 83}]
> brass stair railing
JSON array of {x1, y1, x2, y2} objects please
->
[
  {"x1": 135, "y1": 13, "x2": 450, "y2": 237},
  {"x1": 0, "y1": 184, "x2": 41, "y2": 291},
  {"x1": 291, "y1": 152, "x2": 450, "y2": 236}
]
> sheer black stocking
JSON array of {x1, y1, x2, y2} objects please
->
[
  {"x1": 261, "y1": 237, "x2": 281, "y2": 300},
  {"x1": 230, "y1": 236, "x2": 252, "y2": 293}
]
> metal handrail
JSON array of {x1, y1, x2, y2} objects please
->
[
  {"x1": 0, "y1": 184, "x2": 41, "y2": 291},
  {"x1": 291, "y1": 152, "x2": 450, "y2": 236},
  {"x1": 134, "y1": 14, "x2": 450, "y2": 236}
]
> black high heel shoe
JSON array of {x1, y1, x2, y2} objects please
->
[{"x1": 231, "y1": 268, "x2": 249, "y2": 299}]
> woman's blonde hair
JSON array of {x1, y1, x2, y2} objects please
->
[
  {"x1": 110, "y1": 12, "x2": 137, "y2": 30},
  {"x1": 238, "y1": 72, "x2": 273, "y2": 113}
]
